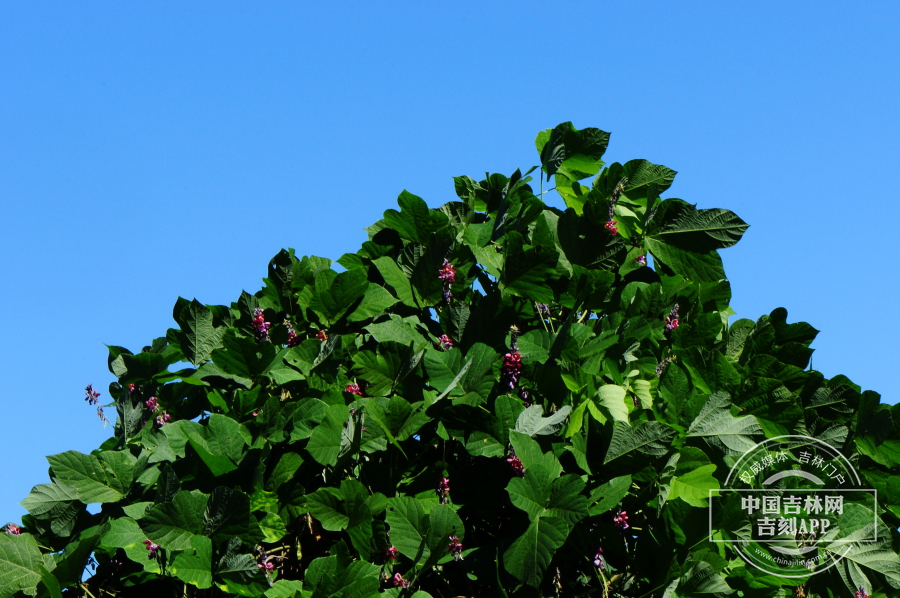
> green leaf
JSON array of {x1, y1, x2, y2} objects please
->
[
  {"x1": 306, "y1": 404, "x2": 347, "y2": 466},
  {"x1": 645, "y1": 238, "x2": 725, "y2": 283},
  {"x1": 604, "y1": 421, "x2": 676, "y2": 464},
  {"x1": 652, "y1": 200, "x2": 748, "y2": 251},
  {"x1": 173, "y1": 298, "x2": 226, "y2": 366},
  {"x1": 347, "y1": 283, "x2": 398, "y2": 322},
  {"x1": 265, "y1": 580, "x2": 307, "y2": 598},
  {"x1": 668, "y1": 464, "x2": 719, "y2": 507},
  {"x1": 385, "y1": 496, "x2": 429, "y2": 567},
  {"x1": 365, "y1": 314, "x2": 428, "y2": 348},
  {"x1": 500, "y1": 246, "x2": 558, "y2": 304},
  {"x1": 46, "y1": 450, "x2": 135, "y2": 504},
  {"x1": 19, "y1": 482, "x2": 81, "y2": 537},
  {"x1": 686, "y1": 392, "x2": 763, "y2": 455},
  {"x1": 309, "y1": 267, "x2": 369, "y2": 325},
  {"x1": 142, "y1": 490, "x2": 209, "y2": 551},
  {"x1": 382, "y1": 190, "x2": 448, "y2": 244},
  {"x1": 99, "y1": 517, "x2": 146, "y2": 550},
  {"x1": 170, "y1": 534, "x2": 213, "y2": 589},
  {"x1": 306, "y1": 488, "x2": 349, "y2": 531},
  {"x1": 290, "y1": 399, "x2": 328, "y2": 441},
  {"x1": 0, "y1": 533, "x2": 42, "y2": 598},
  {"x1": 595, "y1": 385, "x2": 629, "y2": 422},
  {"x1": 503, "y1": 516, "x2": 569, "y2": 588},
  {"x1": 514, "y1": 405, "x2": 572, "y2": 437},
  {"x1": 373, "y1": 256, "x2": 417, "y2": 308},
  {"x1": 589, "y1": 475, "x2": 632, "y2": 516}
]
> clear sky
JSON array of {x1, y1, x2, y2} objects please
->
[{"x1": 2, "y1": 2, "x2": 898, "y2": 522}]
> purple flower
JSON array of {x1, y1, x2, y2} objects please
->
[
  {"x1": 536, "y1": 303, "x2": 550, "y2": 318},
  {"x1": 392, "y1": 573, "x2": 410, "y2": 588},
  {"x1": 437, "y1": 476, "x2": 451, "y2": 504},
  {"x1": 143, "y1": 539, "x2": 160, "y2": 559},
  {"x1": 128, "y1": 383, "x2": 138, "y2": 395},
  {"x1": 84, "y1": 384, "x2": 101, "y2": 406},
  {"x1": 592, "y1": 547, "x2": 604, "y2": 569},
  {"x1": 4, "y1": 523, "x2": 21, "y2": 535},
  {"x1": 855, "y1": 587, "x2": 868, "y2": 598},
  {"x1": 346, "y1": 382, "x2": 364, "y2": 396},
  {"x1": 448, "y1": 536, "x2": 464, "y2": 561},
  {"x1": 636, "y1": 254, "x2": 647, "y2": 266},
  {"x1": 507, "y1": 454, "x2": 525, "y2": 477},
  {"x1": 155, "y1": 411, "x2": 171, "y2": 426},
  {"x1": 258, "y1": 561, "x2": 275, "y2": 573},
  {"x1": 316, "y1": 330, "x2": 328, "y2": 342},
  {"x1": 284, "y1": 318, "x2": 301, "y2": 348},
  {"x1": 664, "y1": 303, "x2": 680, "y2": 339},
  {"x1": 252, "y1": 308, "x2": 271, "y2": 343},
  {"x1": 439, "y1": 259, "x2": 457, "y2": 302},
  {"x1": 436, "y1": 334, "x2": 453, "y2": 351},
  {"x1": 605, "y1": 220, "x2": 619, "y2": 236},
  {"x1": 384, "y1": 546, "x2": 399, "y2": 560},
  {"x1": 656, "y1": 355, "x2": 676, "y2": 377},
  {"x1": 500, "y1": 351, "x2": 523, "y2": 391},
  {"x1": 145, "y1": 396, "x2": 159, "y2": 412},
  {"x1": 613, "y1": 509, "x2": 630, "y2": 531}
]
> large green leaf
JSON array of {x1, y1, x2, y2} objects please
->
[
  {"x1": 173, "y1": 298, "x2": 226, "y2": 366},
  {"x1": 142, "y1": 490, "x2": 209, "y2": 550},
  {"x1": 0, "y1": 533, "x2": 42, "y2": 598},
  {"x1": 605, "y1": 421, "x2": 676, "y2": 464},
  {"x1": 382, "y1": 190, "x2": 448, "y2": 245},
  {"x1": 651, "y1": 199, "x2": 748, "y2": 251},
  {"x1": 170, "y1": 534, "x2": 212, "y2": 589},
  {"x1": 46, "y1": 450, "x2": 135, "y2": 504},
  {"x1": 503, "y1": 516, "x2": 569, "y2": 588},
  {"x1": 686, "y1": 392, "x2": 763, "y2": 455},
  {"x1": 307, "y1": 404, "x2": 348, "y2": 466}
]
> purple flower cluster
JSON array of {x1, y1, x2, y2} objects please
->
[
  {"x1": 258, "y1": 561, "x2": 275, "y2": 574},
  {"x1": 252, "y1": 308, "x2": 271, "y2": 343},
  {"x1": 284, "y1": 318, "x2": 301, "y2": 348},
  {"x1": 384, "y1": 546, "x2": 399, "y2": 560},
  {"x1": 84, "y1": 384, "x2": 101, "y2": 405},
  {"x1": 605, "y1": 178, "x2": 626, "y2": 237},
  {"x1": 439, "y1": 259, "x2": 456, "y2": 302},
  {"x1": 535, "y1": 303, "x2": 551, "y2": 318},
  {"x1": 855, "y1": 587, "x2": 868, "y2": 598},
  {"x1": 437, "y1": 476, "x2": 451, "y2": 504},
  {"x1": 592, "y1": 547, "x2": 604, "y2": 569},
  {"x1": 664, "y1": 303, "x2": 680, "y2": 339},
  {"x1": 316, "y1": 330, "x2": 328, "y2": 342},
  {"x1": 155, "y1": 411, "x2": 171, "y2": 426},
  {"x1": 636, "y1": 253, "x2": 647, "y2": 266},
  {"x1": 143, "y1": 539, "x2": 160, "y2": 559},
  {"x1": 392, "y1": 573, "x2": 410, "y2": 588},
  {"x1": 435, "y1": 334, "x2": 453, "y2": 351},
  {"x1": 605, "y1": 220, "x2": 619, "y2": 236},
  {"x1": 145, "y1": 396, "x2": 159, "y2": 412},
  {"x1": 85, "y1": 384, "x2": 108, "y2": 425},
  {"x1": 500, "y1": 351, "x2": 523, "y2": 391},
  {"x1": 507, "y1": 453, "x2": 525, "y2": 477},
  {"x1": 4, "y1": 523, "x2": 21, "y2": 535},
  {"x1": 346, "y1": 382, "x2": 364, "y2": 396},
  {"x1": 448, "y1": 535, "x2": 464, "y2": 561},
  {"x1": 613, "y1": 509, "x2": 630, "y2": 531},
  {"x1": 655, "y1": 355, "x2": 676, "y2": 377}
]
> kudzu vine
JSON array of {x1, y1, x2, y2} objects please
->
[{"x1": 2, "y1": 122, "x2": 899, "y2": 598}]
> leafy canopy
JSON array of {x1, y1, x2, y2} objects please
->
[{"x1": 4, "y1": 121, "x2": 899, "y2": 598}]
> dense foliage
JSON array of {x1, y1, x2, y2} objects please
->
[{"x1": 4, "y1": 122, "x2": 900, "y2": 598}]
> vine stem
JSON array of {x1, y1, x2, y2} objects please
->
[{"x1": 80, "y1": 583, "x2": 99, "y2": 598}]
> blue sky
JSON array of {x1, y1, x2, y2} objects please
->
[{"x1": 1, "y1": 2, "x2": 898, "y2": 521}]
